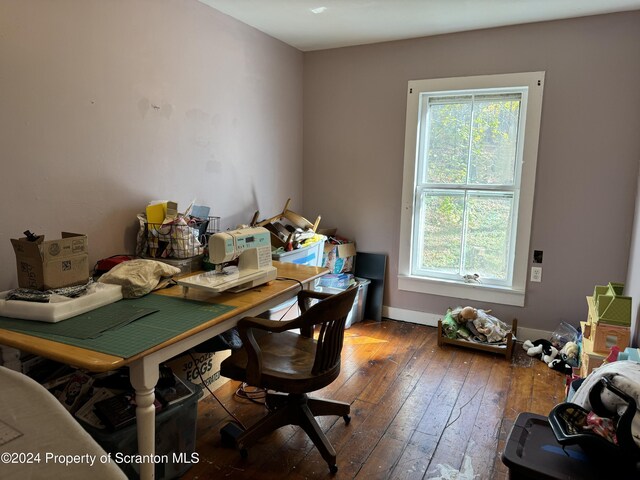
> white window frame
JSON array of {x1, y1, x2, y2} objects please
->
[{"x1": 398, "y1": 72, "x2": 545, "y2": 307}]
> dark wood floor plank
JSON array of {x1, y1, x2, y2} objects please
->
[
  {"x1": 423, "y1": 350, "x2": 496, "y2": 478},
  {"x1": 321, "y1": 328, "x2": 441, "y2": 478},
  {"x1": 464, "y1": 354, "x2": 513, "y2": 480}
]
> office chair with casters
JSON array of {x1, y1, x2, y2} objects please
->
[{"x1": 219, "y1": 286, "x2": 358, "y2": 474}]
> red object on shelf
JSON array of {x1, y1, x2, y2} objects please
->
[{"x1": 96, "y1": 255, "x2": 133, "y2": 273}]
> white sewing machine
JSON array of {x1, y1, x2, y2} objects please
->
[{"x1": 177, "y1": 227, "x2": 277, "y2": 294}]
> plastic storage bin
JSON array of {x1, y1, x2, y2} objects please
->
[
  {"x1": 81, "y1": 385, "x2": 201, "y2": 480},
  {"x1": 314, "y1": 277, "x2": 370, "y2": 328},
  {"x1": 272, "y1": 239, "x2": 325, "y2": 267},
  {"x1": 502, "y1": 412, "x2": 608, "y2": 479}
]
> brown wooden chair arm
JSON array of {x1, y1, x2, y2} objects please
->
[
  {"x1": 297, "y1": 290, "x2": 333, "y2": 314},
  {"x1": 237, "y1": 315, "x2": 301, "y2": 333},
  {"x1": 297, "y1": 290, "x2": 334, "y2": 301}
]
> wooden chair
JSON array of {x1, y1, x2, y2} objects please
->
[{"x1": 220, "y1": 286, "x2": 358, "y2": 474}]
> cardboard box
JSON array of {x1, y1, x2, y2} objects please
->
[
  {"x1": 587, "y1": 321, "x2": 630, "y2": 354},
  {"x1": 579, "y1": 322, "x2": 606, "y2": 378},
  {"x1": 11, "y1": 232, "x2": 89, "y2": 290},
  {"x1": 323, "y1": 242, "x2": 356, "y2": 274},
  {"x1": 166, "y1": 349, "x2": 231, "y2": 401}
]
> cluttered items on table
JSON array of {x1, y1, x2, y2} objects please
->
[
  {"x1": 136, "y1": 200, "x2": 218, "y2": 261},
  {"x1": 249, "y1": 198, "x2": 321, "y2": 251},
  {"x1": 3, "y1": 231, "x2": 124, "y2": 323}
]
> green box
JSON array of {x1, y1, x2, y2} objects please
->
[{"x1": 593, "y1": 282, "x2": 631, "y2": 326}]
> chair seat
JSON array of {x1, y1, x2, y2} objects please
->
[{"x1": 221, "y1": 331, "x2": 341, "y2": 394}]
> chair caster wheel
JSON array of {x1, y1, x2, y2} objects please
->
[
  {"x1": 343, "y1": 414, "x2": 351, "y2": 425},
  {"x1": 329, "y1": 464, "x2": 338, "y2": 474},
  {"x1": 220, "y1": 422, "x2": 245, "y2": 449}
]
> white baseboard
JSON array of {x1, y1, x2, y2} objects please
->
[
  {"x1": 381, "y1": 305, "x2": 552, "y2": 343},
  {"x1": 383, "y1": 306, "x2": 440, "y2": 327}
]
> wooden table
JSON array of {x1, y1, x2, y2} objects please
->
[{"x1": 0, "y1": 261, "x2": 327, "y2": 480}]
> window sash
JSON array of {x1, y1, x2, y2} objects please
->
[
  {"x1": 417, "y1": 91, "x2": 523, "y2": 189},
  {"x1": 412, "y1": 188, "x2": 517, "y2": 286},
  {"x1": 412, "y1": 88, "x2": 526, "y2": 287}
]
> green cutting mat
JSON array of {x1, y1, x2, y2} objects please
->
[{"x1": 0, "y1": 295, "x2": 236, "y2": 358}]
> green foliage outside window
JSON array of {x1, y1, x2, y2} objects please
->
[{"x1": 418, "y1": 96, "x2": 520, "y2": 281}]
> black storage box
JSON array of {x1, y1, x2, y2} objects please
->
[{"x1": 502, "y1": 412, "x2": 606, "y2": 479}]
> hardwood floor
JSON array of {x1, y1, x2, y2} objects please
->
[{"x1": 180, "y1": 319, "x2": 566, "y2": 479}]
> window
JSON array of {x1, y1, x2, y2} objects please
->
[{"x1": 398, "y1": 72, "x2": 545, "y2": 306}]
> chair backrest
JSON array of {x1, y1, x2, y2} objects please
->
[{"x1": 298, "y1": 286, "x2": 358, "y2": 376}]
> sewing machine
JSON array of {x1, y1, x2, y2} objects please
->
[{"x1": 177, "y1": 227, "x2": 277, "y2": 294}]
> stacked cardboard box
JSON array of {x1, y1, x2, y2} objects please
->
[
  {"x1": 579, "y1": 321, "x2": 607, "y2": 377},
  {"x1": 584, "y1": 290, "x2": 631, "y2": 354}
]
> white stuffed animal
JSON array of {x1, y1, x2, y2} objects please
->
[{"x1": 523, "y1": 339, "x2": 558, "y2": 364}]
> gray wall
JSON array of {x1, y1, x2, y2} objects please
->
[
  {"x1": 626, "y1": 171, "x2": 640, "y2": 346},
  {"x1": 303, "y1": 12, "x2": 640, "y2": 332},
  {"x1": 0, "y1": 0, "x2": 303, "y2": 291}
]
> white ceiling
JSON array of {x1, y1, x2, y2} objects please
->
[{"x1": 199, "y1": 0, "x2": 640, "y2": 51}]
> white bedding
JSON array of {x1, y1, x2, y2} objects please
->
[{"x1": 0, "y1": 366, "x2": 127, "y2": 479}]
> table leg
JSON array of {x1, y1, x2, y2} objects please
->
[{"x1": 129, "y1": 359, "x2": 159, "y2": 480}]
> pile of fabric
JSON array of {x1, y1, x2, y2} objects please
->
[{"x1": 441, "y1": 306, "x2": 513, "y2": 344}]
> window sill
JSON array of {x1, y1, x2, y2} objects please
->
[{"x1": 398, "y1": 274, "x2": 525, "y2": 307}]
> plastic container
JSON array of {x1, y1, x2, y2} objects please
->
[
  {"x1": 316, "y1": 273, "x2": 353, "y2": 289},
  {"x1": 272, "y1": 239, "x2": 325, "y2": 267},
  {"x1": 81, "y1": 385, "x2": 201, "y2": 480},
  {"x1": 314, "y1": 277, "x2": 370, "y2": 328},
  {"x1": 502, "y1": 412, "x2": 607, "y2": 479}
]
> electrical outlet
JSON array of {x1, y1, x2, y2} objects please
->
[{"x1": 530, "y1": 266, "x2": 542, "y2": 282}]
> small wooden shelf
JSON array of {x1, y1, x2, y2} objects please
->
[{"x1": 437, "y1": 318, "x2": 518, "y2": 360}]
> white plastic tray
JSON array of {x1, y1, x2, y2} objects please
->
[{"x1": 0, "y1": 283, "x2": 123, "y2": 323}]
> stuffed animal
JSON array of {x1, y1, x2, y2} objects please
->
[
  {"x1": 523, "y1": 339, "x2": 558, "y2": 364},
  {"x1": 548, "y1": 358, "x2": 573, "y2": 375},
  {"x1": 559, "y1": 341, "x2": 579, "y2": 367}
]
